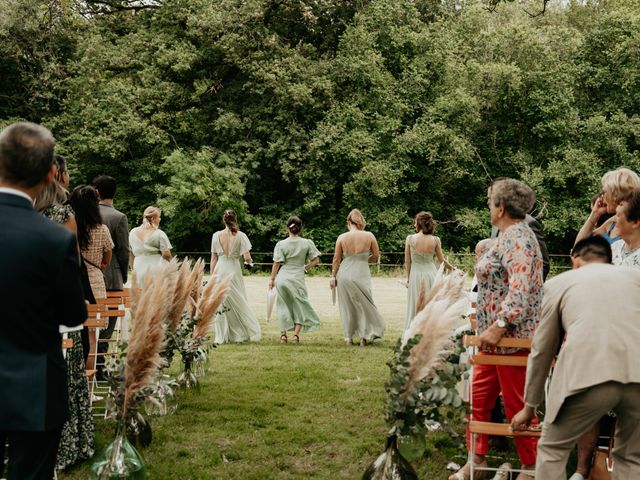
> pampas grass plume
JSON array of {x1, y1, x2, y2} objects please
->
[{"x1": 193, "y1": 275, "x2": 231, "y2": 341}]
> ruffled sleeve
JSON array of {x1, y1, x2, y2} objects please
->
[
  {"x1": 273, "y1": 241, "x2": 285, "y2": 263},
  {"x1": 239, "y1": 231, "x2": 252, "y2": 255},
  {"x1": 157, "y1": 229, "x2": 172, "y2": 251},
  {"x1": 210, "y1": 232, "x2": 222, "y2": 255},
  {"x1": 305, "y1": 239, "x2": 321, "y2": 263}
]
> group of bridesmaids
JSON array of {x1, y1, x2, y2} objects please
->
[{"x1": 204, "y1": 208, "x2": 450, "y2": 346}]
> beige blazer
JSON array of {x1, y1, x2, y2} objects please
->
[{"x1": 525, "y1": 262, "x2": 640, "y2": 423}]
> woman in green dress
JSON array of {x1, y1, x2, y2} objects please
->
[
  {"x1": 210, "y1": 209, "x2": 261, "y2": 344},
  {"x1": 268, "y1": 216, "x2": 321, "y2": 343},
  {"x1": 404, "y1": 211, "x2": 452, "y2": 330},
  {"x1": 330, "y1": 209, "x2": 385, "y2": 346}
]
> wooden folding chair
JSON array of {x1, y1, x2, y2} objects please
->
[{"x1": 463, "y1": 335, "x2": 543, "y2": 479}]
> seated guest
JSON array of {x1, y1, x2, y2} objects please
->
[
  {"x1": 0, "y1": 122, "x2": 87, "y2": 480},
  {"x1": 512, "y1": 235, "x2": 640, "y2": 479},
  {"x1": 450, "y1": 178, "x2": 542, "y2": 480}
]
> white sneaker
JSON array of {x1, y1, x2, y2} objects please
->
[
  {"x1": 91, "y1": 393, "x2": 103, "y2": 402},
  {"x1": 568, "y1": 474, "x2": 585, "y2": 480},
  {"x1": 492, "y1": 462, "x2": 512, "y2": 480}
]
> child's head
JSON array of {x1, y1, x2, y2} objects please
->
[{"x1": 475, "y1": 238, "x2": 495, "y2": 260}]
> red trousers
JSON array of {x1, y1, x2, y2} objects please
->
[{"x1": 466, "y1": 352, "x2": 538, "y2": 466}]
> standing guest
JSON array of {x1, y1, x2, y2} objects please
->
[
  {"x1": 404, "y1": 211, "x2": 452, "y2": 330},
  {"x1": 269, "y1": 216, "x2": 321, "y2": 343},
  {"x1": 68, "y1": 185, "x2": 114, "y2": 372},
  {"x1": 330, "y1": 209, "x2": 385, "y2": 346},
  {"x1": 128, "y1": 206, "x2": 172, "y2": 286},
  {"x1": 34, "y1": 171, "x2": 94, "y2": 471},
  {"x1": 210, "y1": 209, "x2": 261, "y2": 344},
  {"x1": 449, "y1": 178, "x2": 542, "y2": 480},
  {"x1": 0, "y1": 122, "x2": 86, "y2": 480},
  {"x1": 575, "y1": 167, "x2": 640, "y2": 245},
  {"x1": 93, "y1": 175, "x2": 129, "y2": 374},
  {"x1": 512, "y1": 235, "x2": 640, "y2": 480}
]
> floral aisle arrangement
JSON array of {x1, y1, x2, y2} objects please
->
[
  {"x1": 363, "y1": 269, "x2": 470, "y2": 480},
  {"x1": 173, "y1": 270, "x2": 230, "y2": 390},
  {"x1": 91, "y1": 264, "x2": 177, "y2": 479}
]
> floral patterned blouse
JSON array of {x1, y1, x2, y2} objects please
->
[
  {"x1": 611, "y1": 240, "x2": 640, "y2": 268},
  {"x1": 475, "y1": 221, "x2": 543, "y2": 354}
]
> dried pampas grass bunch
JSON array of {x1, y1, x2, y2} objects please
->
[
  {"x1": 193, "y1": 274, "x2": 231, "y2": 341},
  {"x1": 122, "y1": 262, "x2": 178, "y2": 418},
  {"x1": 167, "y1": 259, "x2": 194, "y2": 332},
  {"x1": 401, "y1": 267, "x2": 468, "y2": 398}
]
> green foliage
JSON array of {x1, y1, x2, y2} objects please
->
[
  {"x1": 3, "y1": 0, "x2": 640, "y2": 255},
  {"x1": 385, "y1": 332, "x2": 470, "y2": 456}
]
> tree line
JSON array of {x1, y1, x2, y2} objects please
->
[{"x1": 2, "y1": 0, "x2": 639, "y2": 255}]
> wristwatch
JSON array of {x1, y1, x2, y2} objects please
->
[{"x1": 495, "y1": 319, "x2": 507, "y2": 329}]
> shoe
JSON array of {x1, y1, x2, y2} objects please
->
[
  {"x1": 359, "y1": 338, "x2": 367, "y2": 347},
  {"x1": 292, "y1": 334, "x2": 300, "y2": 343},
  {"x1": 448, "y1": 461, "x2": 489, "y2": 480},
  {"x1": 91, "y1": 393, "x2": 103, "y2": 402},
  {"x1": 568, "y1": 474, "x2": 585, "y2": 480},
  {"x1": 492, "y1": 463, "x2": 512, "y2": 480},
  {"x1": 345, "y1": 339, "x2": 353, "y2": 345},
  {"x1": 280, "y1": 334, "x2": 288, "y2": 344}
]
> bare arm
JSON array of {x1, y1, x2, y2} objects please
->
[
  {"x1": 574, "y1": 196, "x2": 608, "y2": 245},
  {"x1": 435, "y1": 237, "x2": 453, "y2": 270},
  {"x1": 268, "y1": 262, "x2": 282, "y2": 290},
  {"x1": 210, "y1": 253, "x2": 218, "y2": 274},
  {"x1": 404, "y1": 236, "x2": 411, "y2": 282},
  {"x1": 161, "y1": 249, "x2": 172, "y2": 261},
  {"x1": 305, "y1": 256, "x2": 320, "y2": 271},
  {"x1": 129, "y1": 251, "x2": 135, "y2": 270},
  {"x1": 369, "y1": 234, "x2": 380, "y2": 264},
  {"x1": 101, "y1": 248, "x2": 113, "y2": 271},
  {"x1": 330, "y1": 238, "x2": 342, "y2": 288},
  {"x1": 243, "y1": 251, "x2": 253, "y2": 263}
]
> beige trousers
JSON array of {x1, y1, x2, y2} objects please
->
[{"x1": 536, "y1": 382, "x2": 640, "y2": 480}]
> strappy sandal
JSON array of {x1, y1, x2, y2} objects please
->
[
  {"x1": 345, "y1": 339, "x2": 354, "y2": 345},
  {"x1": 292, "y1": 334, "x2": 300, "y2": 343},
  {"x1": 280, "y1": 334, "x2": 288, "y2": 343},
  {"x1": 359, "y1": 338, "x2": 367, "y2": 347}
]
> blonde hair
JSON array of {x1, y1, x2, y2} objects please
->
[
  {"x1": 347, "y1": 209, "x2": 366, "y2": 230},
  {"x1": 475, "y1": 238, "x2": 495, "y2": 259},
  {"x1": 601, "y1": 167, "x2": 640, "y2": 204},
  {"x1": 142, "y1": 206, "x2": 161, "y2": 228}
]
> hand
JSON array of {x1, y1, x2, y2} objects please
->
[
  {"x1": 510, "y1": 405, "x2": 536, "y2": 432},
  {"x1": 329, "y1": 277, "x2": 336, "y2": 289},
  {"x1": 589, "y1": 196, "x2": 607, "y2": 223},
  {"x1": 268, "y1": 278, "x2": 275, "y2": 290},
  {"x1": 478, "y1": 325, "x2": 506, "y2": 351}
]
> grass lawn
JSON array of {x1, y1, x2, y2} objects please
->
[{"x1": 59, "y1": 275, "x2": 478, "y2": 479}]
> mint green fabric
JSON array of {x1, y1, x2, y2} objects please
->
[
  {"x1": 273, "y1": 237, "x2": 321, "y2": 333},
  {"x1": 336, "y1": 252, "x2": 385, "y2": 341},
  {"x1": 404, "y1": 240, "x2": 438, "y2": 330},
  {"x1": 211, "y1": 231, "x2": 261, "y2": 343}
]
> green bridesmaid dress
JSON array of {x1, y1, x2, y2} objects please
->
[
  {"x1": 404, "y1": 235, "x2": 438, "y2": 330},
  {"x1": 336, "y1": 252, "x2": 385, "y2": 341},
  {"x1": 273, "y1": 237, "x2": 321, "y2": 333},
  {"x1": 211, "y1": 231, "x2": 261, "y2": 344}
]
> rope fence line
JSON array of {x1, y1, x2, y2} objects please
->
[{"x1": 175, "y1": 252, "x2": 573, "y2": 272}]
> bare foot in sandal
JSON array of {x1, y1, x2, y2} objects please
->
[{"x1": 448, "y1": 459, "x2": 489, "y2": 480}]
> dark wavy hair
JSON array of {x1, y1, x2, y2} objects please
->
[
  {"x1": 223, "y1": 209, "x2": 239, "y2": 233},
  {"x1": 286, "y1": 215, "x2": 302, "y2": 235},
  {"x1": 68, "y1": 185, "x2": 102, "y2": 250},
  {"x1": 414, "y1": 211, "x2": 436, "y2": 235}
]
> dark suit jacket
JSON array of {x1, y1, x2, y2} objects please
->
[
  {"x1": 0, "y1": 192, "x2": 87, "y2": 431},
  {"x1": 99, "y1": 202, "x2": 129, "y2": 289}
]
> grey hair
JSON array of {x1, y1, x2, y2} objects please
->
[{"x1": 490, "y1": 178, "x2": 535, "y2": 220}]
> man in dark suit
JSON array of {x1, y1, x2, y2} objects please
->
[
  {"x1": 0, "y1": 122, "x2": 87, "y2": 480},
  {"x1": 93, "y1": 175, "x2": 129, "y2": 376}
]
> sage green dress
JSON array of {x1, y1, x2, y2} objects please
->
[
  {"x1": 273, "y1": 237, "x2": 321, "y2": 333},
  {"x1": 404, "y1": 235, "x2": 439, "y2": 330},
  {"x1": 211, "y1": 231, "x2": 261, "y2": 344},
  {"x1": 336, "y1": 252, "x2": 385, "y2": 341}
]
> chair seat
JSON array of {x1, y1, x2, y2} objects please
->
[{"x1": 469, "y1": 420, "x2": 542, "y2": 438}]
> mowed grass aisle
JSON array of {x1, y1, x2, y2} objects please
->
[{"x1": 61, "y1": 276, "x2": 460, "y2": 479}]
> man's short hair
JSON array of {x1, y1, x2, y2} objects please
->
[
  {"x1": 0, "y1": 122, "x2": 54, "y2": 188},
  {"x1": 93, "y1": 175, "x2": 117, "y2": 199},
  {"x1": 571, "y1": 235, "x2": 612, "y2": 264}
]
